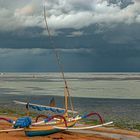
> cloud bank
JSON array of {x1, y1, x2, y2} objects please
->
[
  {"x1": 0, "y1": 0, "x2": 140, "y2": 72},
  {"x1": 0, "y1": 0, "x2": 140, "y2": 31}
]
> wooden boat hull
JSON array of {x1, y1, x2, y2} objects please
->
[
  {"x1": 24, "y1": 121, "x2": 76, "y2": 136},
  {"x1": 25, "y1": 128, "x2": 61, "y2": 136}
]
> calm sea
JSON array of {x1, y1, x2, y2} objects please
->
[{"x1": 0, "y1": 72, "x2": 140, "y2": 126}]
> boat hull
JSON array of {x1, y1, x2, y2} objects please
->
[
  {"x1": 24, "y1": 121, "x2": 76, "y2": 136},
  {"x1": 25, "y1": 128, "x2": 61, "y2": 136}
]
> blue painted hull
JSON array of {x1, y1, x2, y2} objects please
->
[
  {"x1": 25, "y1": 121, "x2": 76, "y2": 136},
  {"x1": 25, "y1": 128, "x2": 61, "y2": 136}
]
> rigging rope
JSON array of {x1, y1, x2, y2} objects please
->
[{"x1": 43, "y1": 1, "x2": 74, "y2": 115}]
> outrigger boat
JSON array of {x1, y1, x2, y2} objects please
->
[
  {"x1": 0, "y1": 99, "x2": 113, "y2": 136},
  {"x1": 0, "y1": 1, "x2": 113, "y2": 136}
]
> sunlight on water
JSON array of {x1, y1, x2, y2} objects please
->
[{"x1": 0, "y1": 72, "x2": 140, "y2": 99}]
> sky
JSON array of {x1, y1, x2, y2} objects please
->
[{"x1": 0, "y1": 0, "x2": 140, "y2": 72}]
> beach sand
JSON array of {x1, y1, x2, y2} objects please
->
[
  {"x1": 0, "y1": 130, "x2": 117, "y2": 140},
  {"x1": 0, "y1": 121, "x2": 140, "y2": 140}
]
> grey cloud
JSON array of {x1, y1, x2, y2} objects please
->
[
  {"x1": 0, "y1": 0, "x2": 140, "y2": 32},
  {"x1": 0, "y1": 0, "x2": 140, "y2": 72},
  {"x1": 0, "y1": 46, "x2": 140, "y2": 72},
  {"x1": 108, "y1": 0, "x2": 134, "y2": 8},
  {"x1": 0, "y1": 48, "x2": 94, "y2": 72}
]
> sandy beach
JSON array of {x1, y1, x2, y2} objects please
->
[
  {"x1": 0, "y1": 120, "x2": 140, "y2": 140},
  {"x1": 0, "y1": 129, "x2": 117, "y2": 140}
]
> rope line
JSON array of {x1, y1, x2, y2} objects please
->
[{"x1": 43, "y1": 1, "x2": 74, "y2": 114}]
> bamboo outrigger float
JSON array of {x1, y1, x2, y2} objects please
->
[{"x1": 0, "y1": 1, "x2": 113, "y2": 136}]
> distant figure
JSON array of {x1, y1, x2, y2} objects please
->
[{"x1": 50, "y1": 97, "x2": 56, "y2": 107}]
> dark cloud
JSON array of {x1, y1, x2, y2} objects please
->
[
  {"x1": 0, "y1": 0, "x2": 140, "y2": 72},
  {"x1": 108, "y1": 0, "x2": 134, "y2": 8}
]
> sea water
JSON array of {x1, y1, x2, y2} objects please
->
[
  {"x1": 0, "y1": 72, "x2": 140, "y2": 127},
  {"x1": 0, "y1": 72, "x2": 140, "y2": 99}
]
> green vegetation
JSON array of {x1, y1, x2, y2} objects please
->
[
  {"x1": 112, "y1": 121, "x2": 140, "y2": 130},
  {"x1": 79, "y1": 118, "x2": 140, "y2": 131}
]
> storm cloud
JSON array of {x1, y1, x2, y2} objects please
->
[{"x1": 0, "y1": 0, "x2": 140, "y2": 72}]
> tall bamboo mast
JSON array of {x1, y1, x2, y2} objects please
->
[{"x1": 43, "y1": 3, "x2": 74, "y2": 116}]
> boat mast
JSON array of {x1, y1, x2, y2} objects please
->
[{"x1": 43, "y1": 3, "x2": 73, "y2": 116}]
